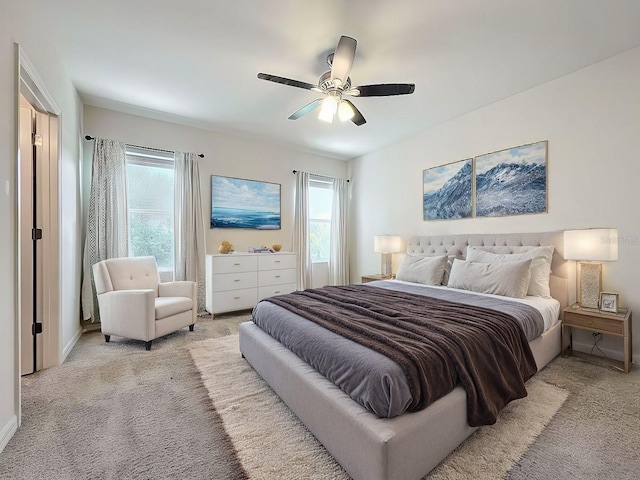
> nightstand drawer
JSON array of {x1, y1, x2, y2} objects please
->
[{"x1": 564, "y1": 311, "x2": 623, "y2": 334}]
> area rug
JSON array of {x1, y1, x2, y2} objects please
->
[{"x1": 188, "y1": 334, "x2": 569, "y2": 479}]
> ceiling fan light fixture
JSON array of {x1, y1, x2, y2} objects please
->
[
  {"x1": 318, "y1": 95, "x2": 339, "y2": 122},
  {"x1": 338, "y1": 100, "x2": 354, "y2": 122}
]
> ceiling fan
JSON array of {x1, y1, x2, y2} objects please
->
[{"x1": 257, "y1": 35, "x2": 415, "y2": 126}]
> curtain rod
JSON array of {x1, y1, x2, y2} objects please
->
[
  {"x1": 292, "y1": 169, "x2": 349, "y2": 183},
  {"x1": 84, "y1": 135, "x2": 204, "y2": 158}
]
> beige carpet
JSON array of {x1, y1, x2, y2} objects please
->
[{"x1": 189, "y1": 334, "x2": 569, "y2": 479}]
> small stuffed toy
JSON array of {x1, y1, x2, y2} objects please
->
[{"x1": 218, "y1": 240, "x2": 234, "y2": 254}]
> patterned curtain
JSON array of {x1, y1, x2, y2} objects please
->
[
  {"x1": 174, "y1": 152, "x2": 206, "y2": 315},
  {"x1": 293, "y1": 171, "x2": 312, "y2": 289},
  {"x1": 81, "y1": 138, "x2": 129, "y2": 322},
  {"x1": 329, "y1": 178, "x2": 350, "y2": 285}
]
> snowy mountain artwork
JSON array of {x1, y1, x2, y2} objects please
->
[
  {"x1": 423, "y1": 159, "x2": 473, "y2": 220},
  {"x1": 475, "y1": 141, "x2": 547, "y2": 217}
]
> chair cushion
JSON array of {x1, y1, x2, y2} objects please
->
[
  {"x1": 104, "y1": 256, "x2": 161, "y2": 294},
  {"x1": 155, "y1": 297, "x2": 193, "y2": 320}
]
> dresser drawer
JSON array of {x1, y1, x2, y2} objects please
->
[
  {"x1": 211, "y1": 254, "x2": 258, "y2": 274},
  {"x1": 211, "y1": 288, "x2": 257, "y2": 313},
  {"x1": 564, "y1": 311, "x2": 623, "y2": 334},
  {"x1": 258, "y1": 268, "x2": 296, "y2": 286},
  {"x1": 211, "y1": 271, "x2": 257, "y2": 292},
  {"x1": 258, "y1": 283, "x2": 296, "y2": 301},
  {"x1": 258, "y1": 254, "x2": 296, "y2": 271}
]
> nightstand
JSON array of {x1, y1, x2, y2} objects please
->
[
  {"x1": 561, "y1": 306, "x2": 632, "y2": 373},
  {"x1": 361, "y1": 274, "x2": 394, "y2": 283}
]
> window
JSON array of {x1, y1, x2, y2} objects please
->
[
  {"x1": 309, "y1": 177, "x2": 333, "y2": 262},
  {"x1": 125, "y1": 147, "x2": 175, "y2": 271}
]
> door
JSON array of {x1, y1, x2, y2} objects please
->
[{"x1": 19, "y1": 99, "x2": 48, "y2": 375}]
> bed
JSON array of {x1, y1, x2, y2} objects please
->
[{"x1": 238, "y1": 232, "x2": 568, "y2": 480}]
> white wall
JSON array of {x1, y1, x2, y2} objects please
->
[
  {"x1": 82, "y1": 106, "x2": 348, "y2": 263},
  {"x1": 1, "y1": 0, "x2": 83, "y2": 452},
  {"x1": 349, "y1": 46, "x2": 640, "y2": 364}
]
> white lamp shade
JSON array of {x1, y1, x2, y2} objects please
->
[
  {"x1": 374, "y1": 235, "x2": 403, "y2": 254},
  {"x1": 563, "y1": 228, "x2": 618, "y2": 261}
]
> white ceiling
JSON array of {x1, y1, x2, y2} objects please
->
[{"x1": 40, "y1": 0, "x2": 640, "y2": 160}]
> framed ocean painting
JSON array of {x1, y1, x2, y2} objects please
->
[
  {"x1": 423, "y1": 158, "x2": 473, "y2": 220},
  {"x1": 211, "y1": 175, "x2": 281, "y2": 229},
  {"x1": 475, "y1": 140, "x2": 548, "y2": 218}
]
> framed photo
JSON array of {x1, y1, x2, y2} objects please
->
[
  {"x1": 599, "y1": 292, "x2": 619, "y2": 313},
  {"x1": 211, "y1": 175, "x2": 281, "y2": 229},
  {"x1": 423, "y1": 158, "x2": 473, "y2": 220},
  {"x1": 475, "y1": 140, "x2": 548, "y2": 217}
]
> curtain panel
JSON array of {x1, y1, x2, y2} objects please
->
[
  {"x1": 293, "y1": 171, "x2": 312, "y2": 290},
  {"x1": 329, "y1": 178, "x2": 350, "y2": 285},
  {"x1": 174, "y1": 152, "x2": 207, "y2": 315},
  {"x1": 81, "y1": 138, "x2": 129, "y2": 322}
]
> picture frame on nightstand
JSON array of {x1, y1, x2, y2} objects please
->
[{"x1": 599, "y1": 292, "x2": 619, "y2": 313}]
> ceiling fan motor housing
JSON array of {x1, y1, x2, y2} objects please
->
[{"x1": 318, "y1": 71, "x2": 351, "y2": 92}]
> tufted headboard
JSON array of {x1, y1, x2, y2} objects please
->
[{"x1": 406, "y1": 231, "x2": 568, "y2": 310}]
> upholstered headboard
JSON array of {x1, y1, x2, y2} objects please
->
[{"x1": 406, "y1": 231, "x2": 568, "y2": 310}]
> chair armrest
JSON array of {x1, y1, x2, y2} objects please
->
[
  {"x1": 159, "y1": 281, "x2": 196, "y2": 300},
  {"x1": 97, "y1": 289, "x2": 156, "y2": 341}
]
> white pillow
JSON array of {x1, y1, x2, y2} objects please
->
[
  {"x1": 465, "y1": 245, "x2": 554, "y2": 298},
  {"x1": 396, "y1": 255, "x2": 448, "y2": 285},
  {"x1": 447, "y1": 258, "x2": 532, "y2": 299}
]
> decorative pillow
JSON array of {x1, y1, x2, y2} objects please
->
[
  {"x1": 396, "y1": 255, "x2": 448, "y2": 285},
  {"x1": 465, "y1": 245, "x2": 554, "y2": 298},
  {"x1": 447, "y1": 258, "x2": 532, "y2": 299},
  {"x1": 443, "y1": 255, "x2": 457, "y2": 285}
]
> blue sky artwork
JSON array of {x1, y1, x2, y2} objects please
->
[{"x1": 211, "y1": 175, "x2": 281, "y2": 229}]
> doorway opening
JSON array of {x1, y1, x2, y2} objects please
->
[{"x1": 15, "y1": 44, "x2": 62, "y2": 398}]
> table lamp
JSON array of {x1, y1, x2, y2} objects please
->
[
  {"x1": 563, "y1": 228, "x2": 618, "y2": 308},
  {"x1": 373, "y1": 235, "x2": 403, "y2": 277}
]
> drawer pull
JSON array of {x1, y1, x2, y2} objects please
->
[
  {"x1": 274, "y1": 291, "x2": 280, "y2": 294},
  {"x1": 234, "y1": 263, "x2": 241, "y2": 266},
  {"x1": 275, "y1": 275, "x2": 281, "y2": 278},
  {"x1": 234, "y1": 279, "x2": 240, "y2": 282},
  {"x1": 275, "y1": 260, "x2": 281, "y2": 263},
  {"x1": 234, "y1": 296, "x2": 240, "y2": 300}
]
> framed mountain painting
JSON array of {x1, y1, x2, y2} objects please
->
[
  {"x1": 475, "y1": 140, "x2": 548, "y2": 217},
  {"x1": 211, "y1": 175, "x2": 281, "y2": 229},
  {"x1": 423, "y1": 158, "x2": 473, "y2": 220}
]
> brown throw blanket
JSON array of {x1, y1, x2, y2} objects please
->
[{"x1": 264, "y1": 284, "x2": 538, "y2": 427}]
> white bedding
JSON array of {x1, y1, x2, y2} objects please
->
[{"x1": 390, "y1": 279, "x2": 561, "y2": 331}]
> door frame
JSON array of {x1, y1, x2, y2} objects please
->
[{"x1": 14, "y1": 43, "x2": 62, "y2": 423}]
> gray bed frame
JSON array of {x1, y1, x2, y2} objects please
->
[{"x1": 239, "y1": 232, "x2": 568, "y2": 480}]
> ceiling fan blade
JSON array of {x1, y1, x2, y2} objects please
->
[
  {"x1": 342, "y1": 99, "x2": 366, "y2": 126},
  {"x1": 257, "y1": 73, "x2": 318, "y2": 91},
  {"x1": 330, "y1": 36, "x2": 357, "y2": 86},
  {"x1": 350, "y1": 83, "x2": 416, "y2": 97},
  {"x1": 288, "y1": 98, "x2": 324, "y2": 120}
]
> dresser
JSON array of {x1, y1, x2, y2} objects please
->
[{"x1": 205, "y1": 252, "x2": 297, "y2": 314}]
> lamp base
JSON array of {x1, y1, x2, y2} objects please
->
[
  {"x1": 381, "y1": 253, "x2": 392, "y2": 277},
  {"x1": 577, "y1": 262, "x2": 602, "y2": 309}
]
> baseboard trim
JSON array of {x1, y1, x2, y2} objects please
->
[
  {"x1": 62, "y1": 327, "x2": 83, "y2": 363},
  {"x1": 0, "y1": 415, "x2": 18, "y2": 454}
]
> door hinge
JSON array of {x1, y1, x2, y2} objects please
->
[
  {"x1": 32, "y1": 133, "x2": 43, "y2": 147},
  {"x1": 32, "y1": 228, "x2": 43, "y2": 240},
  {"x1": 32, "y1": 323, "x2": 43, "y2": 335}
]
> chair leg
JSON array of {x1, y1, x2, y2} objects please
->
[
  {"x1": 189, "y1": 324, "x2": 194, "y2": 332},
  {"x1": 145, "y1": 341, "x2": 152, "y2": 351},
  {"x1": 104, "y1": 335, "x2": 110, "y2": 343}
]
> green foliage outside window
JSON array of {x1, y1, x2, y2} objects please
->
[{"x1": 126, "y1": 161, "x2": 174, "y2": 269}]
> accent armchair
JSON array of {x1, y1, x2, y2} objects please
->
[{"x1": 93, "y1": 256, "x2": 197, "y2": 350}]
